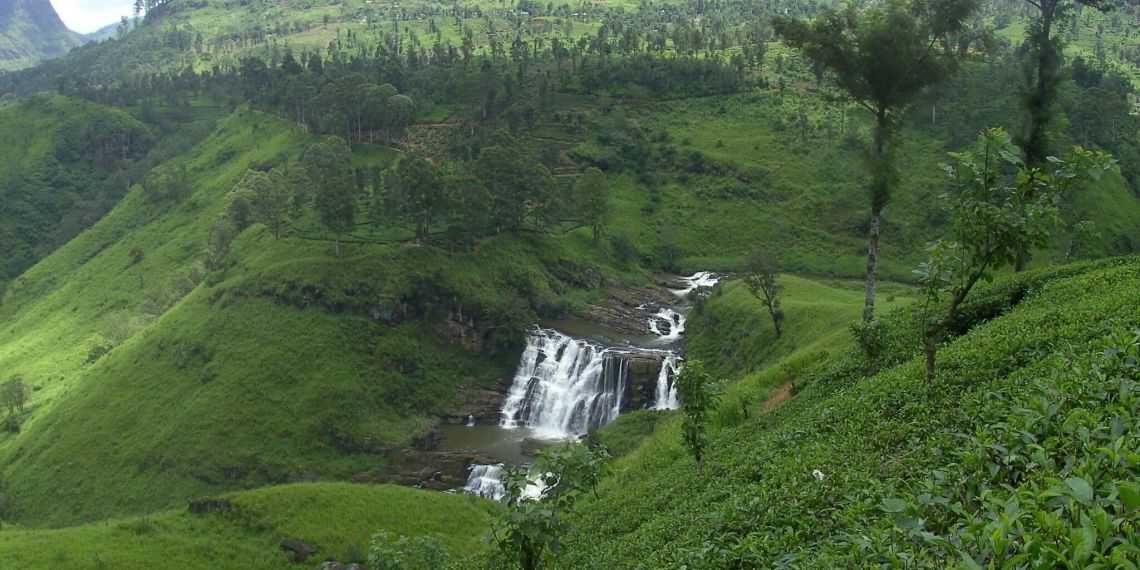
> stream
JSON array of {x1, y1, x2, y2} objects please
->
[{"x1": 449, "y1": 273, "x2": 721, "y2": 500}]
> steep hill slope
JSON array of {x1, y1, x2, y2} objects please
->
[
  {"x1": 0, "y1": 94, "x2": 151, "y2": 296},
  {"x1": 561, "y1": 258, "x2": 1140, "y2": 568},
  {"x1": 0, "y1": 0, "x2": 82, "y2": 70},
  {"x1": 0, "y1": 105, "x2": 639, "y2": 527}
]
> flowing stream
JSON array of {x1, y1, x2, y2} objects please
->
[{"x1": 460, "y1": 272, "x2": 720, "y2": 500}]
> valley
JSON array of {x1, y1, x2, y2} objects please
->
[{"x1": 0, "y1": 0, "x2": 1137, "y2": 568}]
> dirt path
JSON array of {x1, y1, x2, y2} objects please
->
[{"x1": 761, "y1": 381, "x2": 795, "y2": 413}]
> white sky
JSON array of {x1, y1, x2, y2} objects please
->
[{"x1": 51, "y1": 0, "x2": 135, "y2": 34}]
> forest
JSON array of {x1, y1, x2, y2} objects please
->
[{"x1": 0, "y1": 0, "x2": 1137, "y2": 568}]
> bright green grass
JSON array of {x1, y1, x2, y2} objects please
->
[
  {"x1": 0, "y1": 482, "x2": 495, "y2": 569},
  {"x1": 559, "y1": 257, "x2": 1140, "y2": 567},
  {"x1": 0, "y1": 105, "x2": 643, "y2": 527},
  {"x1": 686, "y1": 276, "x2": 914, "y2": 379},
  {"x1": 596, "y1": 93, "x2": 964, "y2": 278},
  {"x1": 595, "y1": 273, "x2": 905, "y2": 463}
]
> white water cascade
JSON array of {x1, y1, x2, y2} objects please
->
[
  {"x1": 463, "y1": 464, "x2": 507, "y2": 500},
  {"x1": 652, "y1": 353, "x2": 681, "y2": 410},
  {"x1": 671, "y1": 271, "x2": 722, "y2": 297},
  {"x1": 648, "y1": 308, "x2": 685, "y2": 343},
  {"x1": 499, "y1": 328, "x2": 629, "y2": 439}
]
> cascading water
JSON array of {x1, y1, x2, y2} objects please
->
[
  {"x1": 464, "y1": 464, "x2": 506, "y2": 500},
  {"x1": 463, "y1": 273, "x2": 721, "y2": 499},
  {"x1": 499, "y1": 328, "x2": 629, "y2": 439},
  {"x1": 671, "y1": 271, "x2": 722, "y2": 297},
  {"x1": 652, "y1": 353, "x2": 681, "y2": 410},
  {"x1": 648, "y1": 308, "x2": 685, "y2": 343}
]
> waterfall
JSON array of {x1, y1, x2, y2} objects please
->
[
  {"x1": 653, "y1": 353, "x2": 681, "y2": 410},
  {"x1": 648, "y1": 308, "x2": 685, "y2": 343},
  {"x1": 464, "y1": 464, "x2": 506, "y2": 500},
  {"x1": 671, "y1": 271, "x2": 721, "y2": 297},
  {"x1": 500, "y1": 328, "x2": 629, "y2": 439},
  {"x1": 463, "y1": 463, "x2": 549, "y2": 502}
]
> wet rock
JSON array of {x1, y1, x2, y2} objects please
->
[
  {"x1": 281, "y1": 539, "x2": 317, "y2": 562},
  {"x1": 317, "y1": 562, "x2": 362, "y2": 570},
  {"x1": 583, "y1": 285, "x2": 676, "y2": 336},
  {"x1": 412, "y1": 429, "x2": 442, "y2": 451},
  {"x1": 436, "y1": 304, "x2": 483, "y2": 353},
  {"x1": 623, "y1": 353, "x2": 666, "y2": 410},
  {"x1": 443, "y1": 377, "x2": 512, "y2": 425},
  {"x1": 352, "y1": 449, "x2": 500, "y2": 491}
]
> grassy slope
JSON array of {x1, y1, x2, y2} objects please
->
[
  {"x1": 0, "y1": 95, "x2": 149, "y2": 287},
  {"x1": 561, "y1": 257, "x2": 1140, "y2": 568},
  {"x1": 0, "y1": 106, "x2": 637, "y2": 527},
  {"x1": 593, "y1": 274, "x2": 908, "y2": 458},
  {"x1": 593, "y1": 90, "x2": 1140, "y2": 278},
  {"x1": 0, "y1": 483, "x2": 495, "y2": 569}
]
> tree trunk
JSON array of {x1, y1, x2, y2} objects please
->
[
  {"x1": 864, "y1": 110, "x2": 890, "y2": 323},
  {"x1": 863, "y1": 210, "x2": 881, "y2": 323},
  {"x1": 924, "y1": 334, "x2": 937, "y2": 383}
]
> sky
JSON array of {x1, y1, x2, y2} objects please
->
[{"x1": 51, "y1": 0, "x2": 134, "y2": 34}]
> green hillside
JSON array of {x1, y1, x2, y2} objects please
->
[
  {"x1": 0, "y1": 0, "x2": 1137, "y2": 567},
  {"x1": 0, "y1": 95, "x2": 151, "y2": 295},
  {"x1": 0, "y1": 483, "x2": 495, "y2": 569},
  {"x1": 0, "y1": 106, "x2": 647, "y2": 526},
  {"x1": 562, "y1": 258, "x2": 1140, "y2": 568},
  {"x1": 0, "y1": 0, "x2": 82, "y2": 71}
]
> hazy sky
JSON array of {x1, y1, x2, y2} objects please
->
[{"x1": 51, "y1": 0, "x2": 134, "y2": 34}]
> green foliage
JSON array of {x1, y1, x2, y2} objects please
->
[
  {"x1": 0, "y1": 95, "x2": 151, "y2": 288},
  {"x1": 916, "y1": 128, "x2": 1114, "y2": 380},
  {"x1": 492, "y1": 443, "x2": 608, "y2": 570},
  {"x1": 742, "y1": 249, "x2": 785, "y2": 338},
  {"x1": 574, "y1": 167, "x2": 608, "y2": 242},
  {"x1": 676, "y1": 360, "x2": 718, "y2": 468},
  {"x1": 1, "y1": 376, "x2": 27, "y2": 417},
  {"x1": 559, "y1": 258, "x2": 1140, "y2": 568},
  {"x1": 0, "y1": 483, "x2": 494, "y2": 569},
  {"x1": 304, "y1": 136, "x2": 356, "y2": 249},
  {"x1": 868, "y1": 329, "x2": 1139, "y2": 567},
  {"x1": 367, "y1": 531, "x2": 448, "y2": 570}
]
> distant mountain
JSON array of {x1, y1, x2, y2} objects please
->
[
  {"x1": 84, "y1": 17, "x2": 133, "y2": 43},
  {"x1": 0, "y1": 0, "x2": 84, "y2": 71}
]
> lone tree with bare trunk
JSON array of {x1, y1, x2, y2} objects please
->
[
  {"x1": 775, "y1": 0, "x2": 979, "y2": 325},
  {"x1": 743, "y1": 250, "x2": 785, "y2": 339}
]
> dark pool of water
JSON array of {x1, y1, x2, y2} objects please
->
[{"x1": 438, "y1": 424, "x2": 571, "y2": 466}]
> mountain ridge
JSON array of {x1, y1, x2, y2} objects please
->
[{"x1": 0, "y1": 0, "x2": 83, "y2": 71}]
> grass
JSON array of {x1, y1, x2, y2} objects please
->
[
  {"x1": 0, "y1": 104, "x2": 649, "y2": 527},
  {"x1": 558, "y1": 257, "x2": 1140, "y2": 568},
  {"x1": 0, "y1": 482, "x2": 495, "y2": 569}
]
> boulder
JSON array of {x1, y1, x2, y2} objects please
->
[
  {"x1": 187, "y1": 498, "x2": 233, "y2": 515},
  {"x1": 281, "y1": 539, "x2": 317, "y2": 562}
]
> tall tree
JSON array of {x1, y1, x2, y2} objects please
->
[
  {"x1": 1019, "y1": 0, "x2": 1113, "y2": 168},
  {"x1": 303, "y1": 138, "x2": 356, "y2": 256},
  {"x1": 775, "y1": 0, "x2": 978, "y2": 324},
  {"x1": 395, "y1": 156, "x2": 444, "y2": 242},
  {"x1": 574, "y1": 167, "x2": 608, "y2": 242},
  {"x1": 1014, "y1": 0, "x2": 1113, "y2": 271}
]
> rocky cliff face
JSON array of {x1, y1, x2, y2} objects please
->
[{"x1": 0, "y1": 0, "x2": 83, "y2": 70}]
